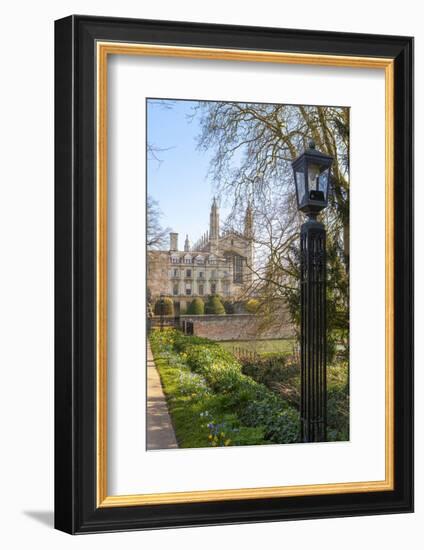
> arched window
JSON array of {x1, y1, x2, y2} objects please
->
[{"x1": 233, "y1": 255, "x2": 243, "y2": 283}]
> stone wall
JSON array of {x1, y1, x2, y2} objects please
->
[{"x1": 180, "y1": 313, "x2": 294, "y2": 341}]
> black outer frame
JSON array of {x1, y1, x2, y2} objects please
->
[{"x1": 54, "y1": 15, "x2": 414, "y2": 534}]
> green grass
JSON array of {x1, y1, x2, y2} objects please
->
[
  {"x1": 152, "y1": 352, "x2": 210, "y2": 448},
  {"x1": 151, "y1": 342, "x2": 268, "y2": 448},
  {"x1": 220, "y1": 338, "x2": 295, "y2": 356},
  {"x1": 150, "y1": 331, "x2": 348, "y2": 447},
  {"x1": 149, "y1": 331, "x2": 300, "y2": 448}
]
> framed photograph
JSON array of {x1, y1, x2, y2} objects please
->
[{"x1": 54, "y1": 15, "x2": 413, "y2": 534}]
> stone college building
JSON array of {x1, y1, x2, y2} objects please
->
[{"x1": 147, "y1": 198, "x2": 254, "y2": 313}]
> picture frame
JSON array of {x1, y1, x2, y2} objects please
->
[{"x1": 54, "y1": 15, "x2": 414, "y2": 534}]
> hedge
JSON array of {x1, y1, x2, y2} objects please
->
[
  {"x1": 205, "y1": 295, "x2": 226, "y2": 315},
  {"x1": 154, "y1": 296, "x2": 174, "y2": 316},
  {"x1": 187, "y1": 297, "x2": 205, "y2": 315}
]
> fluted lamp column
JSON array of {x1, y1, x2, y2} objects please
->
[{"x1": 291, "y1": 140, "x2": 334, "y2": 443}]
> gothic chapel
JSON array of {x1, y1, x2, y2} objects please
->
[{"x1": 147, "y1": 198, "x2": 254, "y2": 313}]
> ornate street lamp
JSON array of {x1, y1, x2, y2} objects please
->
[{"x1": 292, "y1": 140, "x2": 333, "y2": 443}]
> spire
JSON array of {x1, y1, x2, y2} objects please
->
[
  {"x1": 244, "y1": 201, "x2": 253, "y2": 239},
  {"x1": 184, "y1": 234, "x2": 190, "y2": 252},
  {"x1": 209, "y1": 197, "x2": 219, "y2": 241}
]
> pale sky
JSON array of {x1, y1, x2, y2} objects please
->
[{"x1": 146, "y1": 99, "x2": 230, "y2": 246}]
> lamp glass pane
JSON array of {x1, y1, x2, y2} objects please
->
[
  {"x1": 307, "y1": 163, "x2": 321, "y2": 192},
  {"x1": 295, "y1": 171, "x2": 306, "y2": 205},
  {"x1": 318, "y1": 167, "x2": 330, "y2": 199}
]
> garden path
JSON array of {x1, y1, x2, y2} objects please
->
[{"x1": 146, "y1": 341, "x2": 178, "y2": 450}]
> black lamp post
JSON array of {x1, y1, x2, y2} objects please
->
[{"x1": 292, "y1": 140, "x2": 333, "y2": 443}]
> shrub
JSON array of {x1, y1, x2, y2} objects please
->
[
  {"x1": 239, "y1": 397, "x2": 300, "y2": 444},
  {"x1": 205, "y1": 295, "x2": 226, "y2": 315},
  {"x1": 150, "y1": 329, "x2": 301, "y2": 446},
  {"x1": 154, "y1": 297, "x2": 174, "y2": 316},
  {"x1": 240, "y1": 355, "x2": 300, "y2": 407},
  {"x1": 187, "y1": 297, "x2": 205, "y2": 315},
  {"x1": 241, "y1": 355, "x2": 288, "y2": 386},
  {"x1": 245, "y1": 298, "x2": 260, "y2": 313},
  {"x1": 178, "y1": 334, "x2": 300, "y2": 441}
]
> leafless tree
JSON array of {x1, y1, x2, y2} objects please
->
[
  {"x1": 147, "y1": 195, "x2": 171, "y2": 250},
  {"x1": 193, "y1": 101, "x2": 349, "y2": 357}
]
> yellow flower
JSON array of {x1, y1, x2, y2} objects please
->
[
  {"x1": 224, "y1": 439, "x2": 231, "y2": 446},
  {"x1": 208, "y1": 434, "x2": 213, "y2": 440}
]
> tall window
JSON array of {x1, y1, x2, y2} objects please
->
[
  {"x1": 173, "y1": 268, "x2": 179, "y2": 277},
  {"x1": 185, "y1": 283, "x2": 192, "y2": 296},
  {"x1": 198, "y1": 271, "x2": 204, "y2": 279},
  {"x1": 186, "y1": 269, "x2": 192, "y2": 278},
  {"x1": 198, "y1": 284, "x2": 204, "y2": 296},
  {"x1": 173, "y1": 284, "x2": 179, "y2": 296},
  {"x1": 233, "y1": 255, "x2": 243, "y2": 283},
  {"x1": 211, "y1": 282, "x2": 216, "y2": 294}
]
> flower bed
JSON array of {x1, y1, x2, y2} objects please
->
[
  {"x1": 149, "y1": 329, "x2": 300, "y2": 448},
  {"x1": 239, "y1": 353, "x2": 349, "y2": 442}
]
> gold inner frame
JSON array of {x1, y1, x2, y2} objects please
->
[{"x1": 96, "y1": 42, "x2": 395, "y2": 508}]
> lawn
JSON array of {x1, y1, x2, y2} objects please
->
[{"x1": 220, "y1": 338, "x2": 296, "y2": 356}]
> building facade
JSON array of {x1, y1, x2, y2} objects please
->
[{"x1": 147, "y1": 198, "x2": 254, "y2": 313}]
